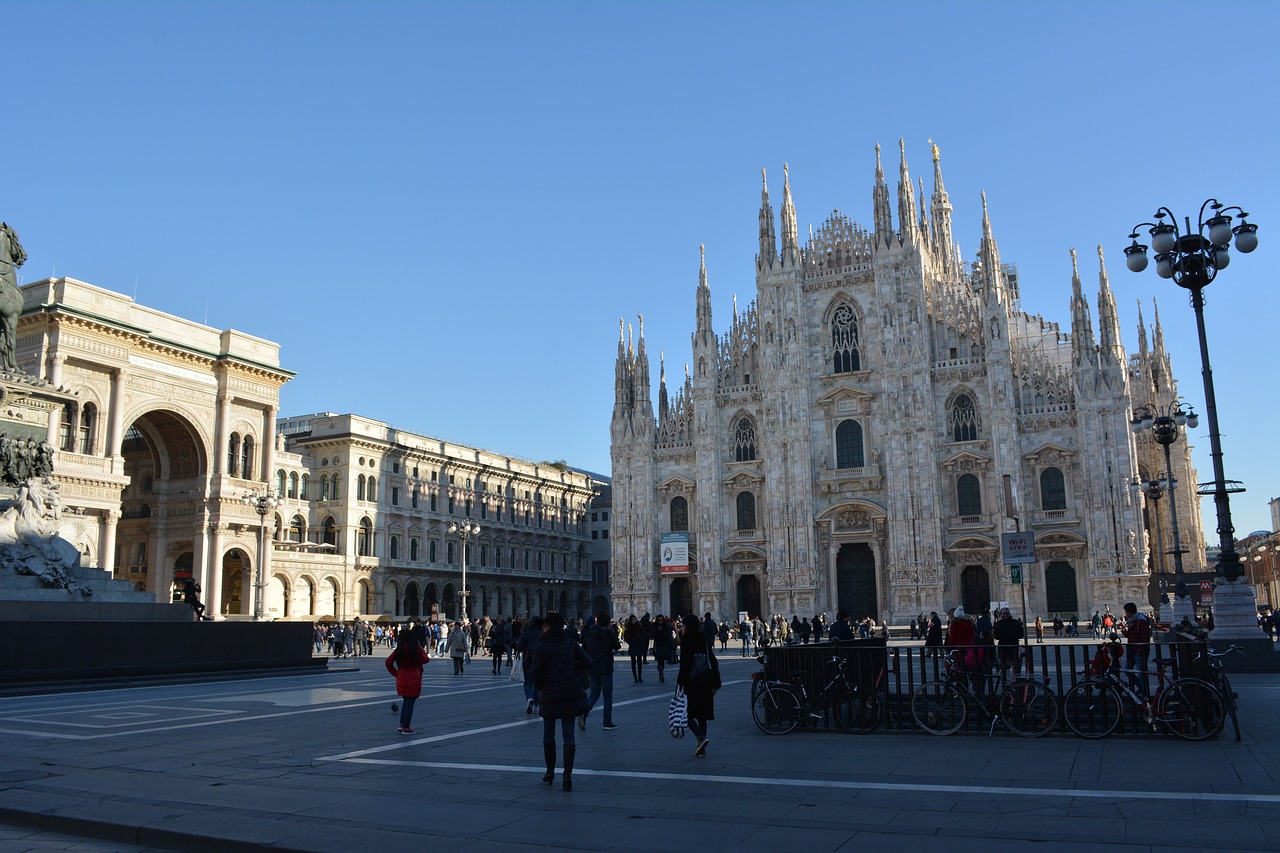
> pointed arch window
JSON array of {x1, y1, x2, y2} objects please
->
[
  {"x1": 1040, "y1": 467, "x2": 1067, "y2": 511},
  {"x1": 831, "y1": 304, "x2": 861, "y2": 373},
  {"x1": 228, "y1": 433, "x2": 241, "y2": 476},
  {"x1": 835, "y1": 419, "x2": 865, "y2": 469},
  {"x1": 670, "y1": 496, "x2": 688, "y2": 532},
  {"x1": 957, "y1": 474, "x2": 982, "y2": 516},
  {"x1": 951, "y1": 394, "x2": 979, "y2": 442},
  {"x1": 736, "y1": 491, "x2": 756, "y2": 531},
  {"x1": 733, "y1": 416, "x2": 757, "y2": 462},
  {"x1": 78, "y1": 403, "x2": 97, "y2": 454},
  {"x1": 240, "y1": 436, "x2": 254, "y2": 480}
]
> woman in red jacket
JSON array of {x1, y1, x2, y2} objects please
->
[{"x1": 386, "y1": 631, "x2": 430, "y2": 734}]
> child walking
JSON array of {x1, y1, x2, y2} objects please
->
[{"x1": 386, "y1": 631, "x2": 430, "y2": 734}]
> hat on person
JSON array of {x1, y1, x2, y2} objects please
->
[{"x1": 953, "y1": 606, "x2": 966, "y2": 618}]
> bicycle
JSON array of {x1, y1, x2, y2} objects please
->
[
  {"x1": 1062, "y1": 644, "x2": 1224, "y2": 740},
  {"x1": 911, "y1": 651, "x2": 1059, "y2": 737},
  {"x1": 1202, "y1": 644, "x2": 1243, "y2": 742},
  {"x1": 752, "y1": 655, "x2": 885, "y2": 735}
]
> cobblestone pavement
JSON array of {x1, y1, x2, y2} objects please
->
[{"x1": 0, "y1": 649, "x2": 1276, "y2": 852}]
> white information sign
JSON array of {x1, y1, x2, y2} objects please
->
[{"x1": 1001, "y1": 532, "x2": 1036, "y2": 565}]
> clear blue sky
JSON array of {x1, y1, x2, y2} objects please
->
[{"x1": 6, "y1": 1, "x2": 1278, "y2": 535}]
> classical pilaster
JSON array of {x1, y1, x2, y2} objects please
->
[
  {"x1": 100, "y1": 510, "x2": 119, "y2": 576},
  {"x1": 205, "y1": 523, "x2": 224, "y2": 617},
  {"x1": 148, "y1": 523, "x2": 168, "y2": 605},
  {"x1": 106, "y1": 367, "x2": 128, "y2": 458}
]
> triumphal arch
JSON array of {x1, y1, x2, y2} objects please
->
[{"x1": 17, "y1": 278, "x2": 292, "y2": 616}]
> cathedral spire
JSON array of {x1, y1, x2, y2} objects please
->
[
  {"x1": 1096, "y1": 244, "x2": 1124, "y2": 366},
  {"x1": 756, "y1": 167, "x2": 777, "y2": 272},
  {"x1": 929, "y1": 139, "x2": 956, "y2": 271},
  {"x1": 658, "y1": 351, "x2": 668, "y2": 417},
  {"x1": 918, "y1": 176, "x2": 930, "y2": 242},
  {"x1": 632, "y1": 314, "x2": 653, "y2": 428},
  {"x1": 1152, "y1": 297, "x2": 1167, "y2": 360},
  {"x1": 1136, "y1": 300, "x2": 1149, "y2": 361},
  {"x1": 872, "y1": 143, "x2": 893, "y2": 241},
  {"x1": 896, "y1": 138, "x2": 917, "y2": 238},
  {"x1": 695, "y1": 243, "x2": 713, "y2": 345},
  {"x1": 979, "y1": 191, "x2": 1007, "y2": 306},
  {"x1": 780, "y1": 162, "x2": 800, "y2": 265},
  {"x1": 1069, "y1": 248, "x2": 1096, "y2": 369}
]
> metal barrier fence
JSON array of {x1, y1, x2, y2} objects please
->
[{"x1": 757, "y1": 638, "x2": 1213, "y2": 737}]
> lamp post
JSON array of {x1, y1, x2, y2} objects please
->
[
  {"x1": 1125, "y1": 200, "x2": 1260, "y2": 634},
  {"x1": 448, "y1": 521, "x2": 479, "y2": 622},
  {"x1": 241, "y1": 488, "x2": 278, "y2": 621},
  {"x1": 1130, "y1": 403, "x2": 1196, "y2": 619},
  {"x1": 1132, "y1": 473, "x2": 1172, "y2": 608}
]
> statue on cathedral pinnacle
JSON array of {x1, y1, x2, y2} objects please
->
[{"x1": 930, "y1": 139, "x2": 941, "y2": 162}]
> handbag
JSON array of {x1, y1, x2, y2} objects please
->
[
  {"x1": 668, "y1": 686, "x2": 688, "y2": 738},
  {"x1": 509, "y1": 656, "x2": 524, "y2": 682}
]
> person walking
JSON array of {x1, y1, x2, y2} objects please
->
[
  {"x1": 385, "y1": 632, "x2": 430, "y2": 734},
  {"x1": 924, "y1": 612, "x2": 943, "y2": 656},
  {"x1": 677, "y1": 614, "x2": 720, "y2": 757},
  {"x1": 1034, "y1": 615, "x2": 1045, "y2": 643},
  {"x1": 529, "y1": 612, "x2": 591, "y2": 791},
  {"x1": 650, "y1": 614, "x2": 676, "y2": 683},
  {"x1": 447, "y1": 620, "x2": 469, "y2": 674},
  {"x1": 489, "y1": 618, "x2": 509, "y2": 675},
  {"x1": 624, "y1": 615, "x2": 645, "y2": 683},
  {"x1": 580, "y1": 615, "x2": 621, "y2": 730},
  {"x1": 992, "y1": 607, "x2": 1025, "y2": 674},
  {"x1": 517, "y1": 616, "x2": 545, "y2": 713}
]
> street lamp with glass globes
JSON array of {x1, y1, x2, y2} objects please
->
[
  {"x1": 1132, "y1": 473, "x2": 1173, "y2": 606},
  {"x1": 1124, "y1": 200, "x2": 1258, "y2": 624},
  {"x1": 241, "y1": 488, "x2": 279, "y2": 621},
  {"x1": 448, "y1": 521, "x2": 479, "y2": 622}
]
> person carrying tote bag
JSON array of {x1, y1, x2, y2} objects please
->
[{"x1": 676, "y1": 615, "x2": 720, "y2": 758}]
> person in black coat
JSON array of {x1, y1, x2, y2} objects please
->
[
  {"x1": 529, "y1": 611, "x2": 591, "y2": 791},
  {"x1": 677, "y1": 614, "x2": 720, "y2": 758},
  {"x1": 650, "y1": 615, "x2": 676, "y2": 683},
  {"x1": 580, "y1": 615, "x2": 622, "y2": 729}
]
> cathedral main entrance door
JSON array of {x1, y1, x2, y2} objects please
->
[
  {"x1": 1045, "y1": 561, "x2": 1078, "y2": 615},
  {"x1": 669, "y1": 577, "x2": 693, "y2": 618},
  {"x1": 735, "y1": 574, "x2": 762, "y2": 618},
  {"x1": 961, "y1": 565, "x2": 991, "y2": 615},
  {"x1": 835, "y1": 544, "x2": 877, "y2": 620}
]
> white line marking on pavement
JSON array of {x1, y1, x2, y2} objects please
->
[{"x1": 324, "y1": 759, "x2": 1280, "y2": 805}]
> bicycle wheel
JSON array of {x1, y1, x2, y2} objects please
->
[
  {"x1": 1063, "y1": 680, "x2": 1120, "y2": 739},
  {"x1": 911, "y1": 681, "x2": 966, "y2": 735},
  {"x1": 750, "y1": 673, "x2": 765, "y2": 705},
  {"x1": 752, "y1": 685, "x2": 801, "y2": 735},
  {"x1": 1219, "y1": 674, "x2": 1241, "y2": 742},
  {"x1": 999, "y1": 679, "x2": 1059, "y2": 738},
  {"x1": 1158, "y1": 678, "x2": 1224, "y2": 741},
  {"x1": 834, "y1": 687, "x2": 886, "y2": 734}
]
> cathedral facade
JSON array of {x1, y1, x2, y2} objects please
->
[{"x1": 610, "y1": 142, "x2": 1202, "y2": 624}]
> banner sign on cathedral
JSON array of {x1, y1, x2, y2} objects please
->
[{"x1": 660, "y1": 532, "x2": 689, "y2": 574}]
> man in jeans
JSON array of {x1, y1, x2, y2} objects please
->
[
  {"x1": 580, "y1": 615, "x2": 622, "y2": 731},
  {"x1": 1121, "y1": 601, "x2": 1154, "y2": 711}
]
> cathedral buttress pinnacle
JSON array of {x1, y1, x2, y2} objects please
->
[
  {"x1": 1069, "y1": 248, "x2": 1097, "y2": 371},
  {"x1": 896, "y1": 138, "x2": 917, "y2": 239},
  {"x1": 979, "y1": 191, "x2": 1008, "y2": 309},
  {"x1": 1096, "y1": 244, "x2": 1125, "y2": 372},
  {"x1": 658, "y1": 351, "x2": 668, "y2": 418},
  {"x1": 696, "y1": 243, "x2": 714, "y2": 347},
  {"x1": 929, "y1": 139, "x2": 956, "y2": 272},
  {"x1": 757, "y1": 168, "x2": 776, "y2": 271},
  {"x1": 780, "y1": 163, "x2": 800, "y2": 266},
  {"x1": 873, "y1": 143, "x2": 893, "y2": 243}
]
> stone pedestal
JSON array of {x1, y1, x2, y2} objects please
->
[{"x1": 1209, "y1": 576, "x2": 1266, "y2": 639}]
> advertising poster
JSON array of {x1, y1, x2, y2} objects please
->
[{"x1": 660, "y1": 531, "x2": 689, "y2": 574}]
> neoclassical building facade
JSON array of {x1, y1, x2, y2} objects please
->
[
  {"x1": 610, "y1": 143, "x2": 1202, "y2": 623},
  {"x1": 18, "y1": 277, "x2": 597, "y2": 621},
  {"x1": 271, "y1": 413, "x2": 596, "y2": 621},
  {"x1": 18, "y1": 277, "x2": 291, "y2": 616}
]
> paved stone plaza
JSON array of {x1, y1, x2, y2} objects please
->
[{"x1": 0, "y1": 651, "x2": 1276, "y2": 852}]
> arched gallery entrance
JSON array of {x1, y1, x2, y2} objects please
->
[
  {"x1": 669, "y1": 576, "x2": 693, "y2": 618},
  {"x1": 961, "y1": 565, "x2": 991, "y2": 615},
  {"x1": 117, "y1": 411, "x2": 207, "y2": 600},
  {"x1": 835, "y1": 543, "x2": 877, "y2": 620},
  {"x1": 221, "y1": 549, "x2": 248, "y2": 616},
  {"x1": 735, "y1": 574, "x2": 762, "y2": 618}
]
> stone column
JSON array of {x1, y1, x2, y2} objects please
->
[
  {"x1": 261, "y1": 406, "x2": 276, "y2": 487},
  {"x1": 193, "y1": 513, "x2": 211, "y2": 602},
  {"x1": 148, "y1": 524, "x2": 168, "y2": 605},
  {"x1": 48, "y1": 353, "x2": 65, "y2": 387},
  {"x1": 106, "y1": 367, "x2": 128, "y2": 458},
  {"x1": 212, "y1": 384, "x2": 230, "y2": 476},
  {"x1": 205, "y1": 523, "x2": 224, "y2": 618},
  {"x1": 100, "y1": 510, "x2": 119, "y2": 576}
]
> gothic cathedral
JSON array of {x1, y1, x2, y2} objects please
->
[{"x1": 610, "y1": 141, "x2": 1201, "y2": 624}]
